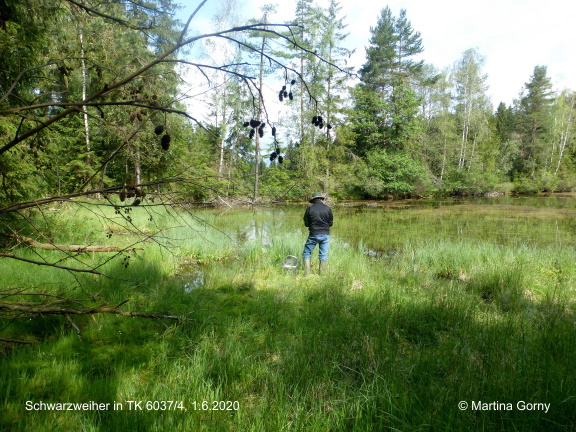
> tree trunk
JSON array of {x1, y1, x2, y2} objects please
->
[
  {"x1": 300, "y1": 55, "x2": 307, "y2": 174},
  {"x1": 325, "y1": 52, "x2": 333, "y2": 179},
  {"x1": 547, "y1": 114, "x2": 557, "y2": 170},
  {"x1": 468, "y1": 134, "x2": 477, "y2": 171},
  {"x1": 440, "y1": 137, "x2": 447, "y2": 183},
  {"x1": 219, "y1": 123, "x2": 227, "y2": 176},
  {"x1": 80, "y1": 33, "x2": 92, "y2": 187},
  {"x1": 134, "y1": 146, "x2": 142, "y2": 185},
  {"x1": 253, "y1": 19, "x2": 267, "y2": 203},
  {"x1": 555, "y1": 96, "x2": 574, "y2": 175},
  {"x1": 459, "y1": 123, "x2": 468, "y2": 170}
]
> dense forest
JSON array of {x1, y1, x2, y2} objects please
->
[{"x1": 1, "y1": 0, "x2": 576, "y2": 208}]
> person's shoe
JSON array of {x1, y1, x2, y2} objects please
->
[
  {"x1": 304, "y1": 258, "x2": 311, "y2": 277},
  {"x1": 319, "y1": 261, "x2": 327, "y2": 275}
]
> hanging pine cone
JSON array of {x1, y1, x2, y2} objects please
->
[
  {"x1": 271, "y1": 127, "x2": 277, "y2": 137},
  {"x1": 243, "y1": 121, "x2": 250, "y2": 128},
  {"x1": 258, "y1": 128, "x2": 264, "y2": 138},
  {"x1": 271, "y1": 151, "x2": 277, "y2": 158},
  {"x1": 161, "y1": 134, "x2": 171, "y2": 150},
  {"x1": 291, "y1": 79, "x2": 296, "y2": 85},
  {"x1": 288, "y1": 91, "x2": 293, "y2": 101},
  {"x1": 249, "y1": 128, "x2": 255, "y2": 139},
  {"x1": 154, "y1": 125, "x2": 165, "y2": 135},
  {"x1": 278, "y1": 155, "x2": 284, "y2": 164},
  {"x1": 275, "y1": 147, "x2": 281, "y2": 154},
  {"x1": 312, "y1": 116, "x2": 318, "y2": 125},
  {"x1": 250, "y1": 119, "x2": 261, "y2": 128}
]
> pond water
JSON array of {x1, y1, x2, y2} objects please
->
[
  {"x1": 331, "y1": 194, "x2": 576, "y2": 251},
  {"x1": 185, "y1": 193, "x2": 576, "y2": 267}
]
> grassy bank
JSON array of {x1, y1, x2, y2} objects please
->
[{"x1": 1, "y1": 201, "x2": 575, "y2": 431}]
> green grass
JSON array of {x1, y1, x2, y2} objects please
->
[{"x1": 1, "y1": 199, "x2": 576, "y2": 431}]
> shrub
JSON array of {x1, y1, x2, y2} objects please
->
[{"x1": 361, "y1": 149, "x2": 431, "y2": 197}]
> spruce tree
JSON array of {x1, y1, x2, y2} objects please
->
[
  {"x1": 519, "y1": 65, "x2": 554, "y2": 172},
  {"x1": 353, "y1": 7, "x2": 424, "y2": 153},
  {"x1": 495, "y1": 102, "x2": 515, "y2": 143}
]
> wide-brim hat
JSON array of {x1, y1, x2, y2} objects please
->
[{"x1": 309, "y1": 192, "x2": 326, "y2": 203}]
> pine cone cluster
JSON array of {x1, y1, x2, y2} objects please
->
[
  {"x1": 153, "y1": 124, "x2": 170, "y2": 150},
  {"x1": 278, "y1": 85, "x2": 288, "y2": 102},
  {"x1": 119, "y1": 184, "x2": 146, "y2": 204},
  {"x1": 130, "y1": 109, "x2": 147, "y2": 123},
  {"x1": 161, "y1": 134, "x2": 171, "y2": 150},
  {"x1": 270, "y1": 146, "x2": 284, "y2": 164},
  {"x1": 278, "y1": 79, "x2": 296, "y2": 102},
  {"x1": 243, "y1": 119, "x2": 266, "y2": 139},
  {"x1": 311, "y1": 115, "x2": 332, "y2": 130}
]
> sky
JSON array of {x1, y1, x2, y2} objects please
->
[{"x1": 175, "y1": 0, "x2": 576, "y2": 109}]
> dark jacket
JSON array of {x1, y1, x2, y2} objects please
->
[{"x1": 304, "y1": 200, "x2": 333, "y2": 235}]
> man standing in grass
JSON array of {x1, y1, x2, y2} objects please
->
[{"x1": 302, "y1": 192, "x2": 333, "y2": 276}]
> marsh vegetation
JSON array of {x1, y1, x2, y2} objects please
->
[{"x1": 2, "y1": 195, "x2": 576, "y2": 431}]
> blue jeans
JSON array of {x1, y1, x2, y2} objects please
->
[{"x1": 302, "y1": 234, "x2": 330, "y2": 262}]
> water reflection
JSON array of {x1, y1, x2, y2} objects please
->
[
  {"x1": 181, "y1": 270, "x2": 205, "y2": 293},
  {"x1": 335, "y1": 194, "x2": 576, "y2": 251},
  {"x1": 202, "y1": 194, "x2": 576, "y2": 254},
  {"x1": 235, "y1": 220, "x2": 302, "y2": 250},
  {"x1": 338, "y1": 192, "x2": 576, "y2": 210},
  {"x1": 364, "y1": 249, "x2": 398, "y2": 259}
]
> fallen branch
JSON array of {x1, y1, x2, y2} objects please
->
[
  {"x1": 0, "y1": 338, "x2": 34, "y2": 345},
  {"x1": 0, "y1": 300, "x2": 183, "y2": 321},
  {"x1": 217, "y1": 195, "x2": 232, "y2": 208},
  {"x1": 16, "y1": 235, "x2": 143, "y2": 253}
]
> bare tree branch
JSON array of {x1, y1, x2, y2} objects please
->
[
  {"x1": 0, "y1": 176, "x2": 244, "y2": 214},
  {"x1": 0, "y1": 253, "x2": 103, "y2": 275},
  {"x1": 0, "y1": 23, "x2": 302, "y2": 156},
  {"x1": 178, "y1": 0, "x2": 209, "y2": 45}
]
